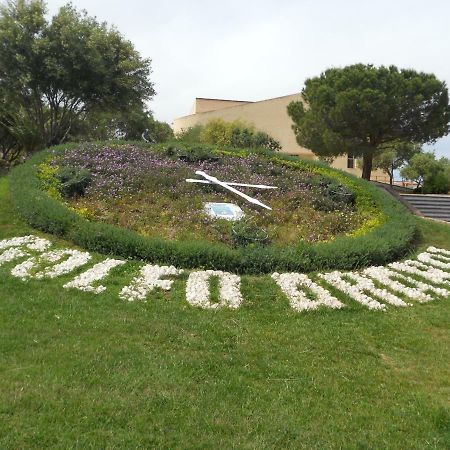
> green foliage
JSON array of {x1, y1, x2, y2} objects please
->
[
  {"x1": 0, "y1": 0, "x2": 154, "y2": 148},
  {"x1": 181, "y1": 119, "x2": 282, "y2": 151},
  {"x1": 253, "y1": 131, "x2": 282, "y2": 151},
  {"x1": 70, "y1": 107, "x2": 173, "y2": 143},
  {"x1": 37, "y1": 160, "x2": 62, "y2": 201},
  {"x1": 0, "y1": 92, "x2": 45, "y2": 166},
  {"x1": 371, "y1": 141, "x2": 421, "y2": 185},
  {"x1": 309, "y1": 178, "x2": 355, "y2": 212},
  {"x1": 56, "y1": 166, "x2": 92, "y2": 198},
  {"x1": 401, "y1": 151, "x2": 450, "y2": 193},
  {"x1": 10, "y1": 143, "x2": 418, "y2": 274},
  {"x1": 288, "y1": 64, "x2": 450, "y2": 180},
  {"x1": 200, "y1": 119, "x2": 235, "y2": 147},
  {"x1": 424, "y1": 170, "x2": 450, "y2": 194},
  {"x1": 176, "y1": 124, "x2": 204, "y2": 143},
  {"x1": 231, "y1": 218, "x2": 269, "y2": 247}
]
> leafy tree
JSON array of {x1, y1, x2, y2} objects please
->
[
  {"x1": 425, "y1": 156, "x2": 450, "y2": 194},
  {"x1": 0, "y1": 0, "x2": 154, "y2": 148},
  {"x1": 70, "y1": 107, "x2": 173, "y2": 143},
  {"x1": 287, "y1": 64, "x2": 450, "y2": 180},
  {"x1": 0, "y1": 104, "x2": 21, "y2": 166},
  {"x1": 0, "y1": 91, "x2": 44, "y2": 166},
  {"x1": 400, "y1": 151, "x2": 450, "y2": 193},
  {"x1": 371, "y1": 141, "x2": 421, "y2": 185},
  {"x1": 150, "y1": 119, "x2": 174, "y2": 143}
]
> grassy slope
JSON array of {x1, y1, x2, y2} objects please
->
[{"x1": 0, "y1": 176, "x2": 449, "y2": 449}]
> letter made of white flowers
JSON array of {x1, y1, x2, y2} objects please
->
[
  {"x1": 271, "y1": 272, "x2": 344, "y2": 312},
  {"x1": 0, "y1": 235, "x2": 51, "y2": 267},
  {"x1": 388, "y1": 260, "x2": 450, "y2": 286},
  {"x1": 185, "y1": 270, "x2": 243, "y2": 309},
  {"x1": 119, "y1": 264, "x2": 183, "y2": 302},
  {"x1": 427, "y1": 247, "x2": 450, "y2": 257},
  {"x1": 11, "y1": 249, "x2": 91, "y2": 280},
  {"x1": 417, "y1": 250, "x2": 450, "y2": 270},
  {"x1": 64, "y1": 258, "x2": 126, "y2": 294},
  {"x1": 364, "y1": 266, "x2": 448, "y2": 302},
  {"x1": 319, "y1": 271, "x2": 408, "y2": 310}
]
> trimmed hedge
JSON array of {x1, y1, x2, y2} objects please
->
[{"x1": 9, "y1": 143, "x2": 418, "y2": 274}]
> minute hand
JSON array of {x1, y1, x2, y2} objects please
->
[{"x1": 195, "y1": 171, "x2": 272, "y2": 210}]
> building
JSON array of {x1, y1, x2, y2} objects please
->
[{"x1": 173, "y1": 93, "x2": 387, "y2": 180}]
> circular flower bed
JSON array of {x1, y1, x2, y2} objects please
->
[
  {"x1": 47, "y1": 143, "x2": 364, "y2": 246},
  {"x1": 10, "y1": 142, "x2": 418, "y2": 274}
]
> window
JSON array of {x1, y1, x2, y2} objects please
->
[{"x1": 347, "y1": 153, "x2": 355, "y2": 169}]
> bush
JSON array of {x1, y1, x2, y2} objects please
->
[
  {"x1": 176, "y1": 125, "x2": 204, "y2": 144},
  {"x1": 186, "y1": 119, "x2": 282, "y2": 152},
  {"x1": 9, "y1": 142, "x2": 418, "y2": 274},
  {"x1": 57, "y1": 166, "x2": 92, "y2": 198},
  {"x1": 423, "y1": 171, "x2": 450, "y2": 194}
]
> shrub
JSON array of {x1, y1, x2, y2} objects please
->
[
  {"x1": 253, "y1": 131, "x2": 282, "y2": 151},
  {"x1": 231, "y1": 218, "x2": 269, "y2": 247},
  {"x1": 200, "y1": 119, "x2": 234, "y2": 147},
  {"x1": 176, "y1": 125, "x2": 204, "y2": 143},
  {"x1": 57, "y1": 166, "x2": 92, "y2": 198},
  {"x1": 9, "y1": 142, "x2": 418, "y2": 274},
  {"x1": 423, "y1": 171, "x2": 450, "y2": 194},
  {"x1": 194, "y1": 119, "x2": 281, "y2": 152}
]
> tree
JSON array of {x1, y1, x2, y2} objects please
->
[
  {"x1": 0, "y1": 90, "x2": 44, "y2": 166},
  {"x1": 400, "y1": 151, "x2": 449, "y2": 192},
  {"x1": 371, "y1": 141, "x2": 421, "y2": 185},
  {"x1": 0, "y1": 0, "x2": 154, "y2": 148},
  {"x1": 70, "y1": 106, "x2": 173, "y2": 143},
  {"x1": 287, "y1": 64, "x2": 450, "y2": 180}
]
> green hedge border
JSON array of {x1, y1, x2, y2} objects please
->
[{"x1": 9, "y1": 143, "x2": 418, "y2": 274}]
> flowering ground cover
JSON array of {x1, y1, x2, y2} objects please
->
[
  {"x1": 48, "y1": 143, "x2": 363, "y2": 245},
  {"x1": 1, "y1": 175, "x2": 449, "y2": 449}
]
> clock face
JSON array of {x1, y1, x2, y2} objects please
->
[{"x1": 53, "y1": 143, "x2": 361, "y2": 246}]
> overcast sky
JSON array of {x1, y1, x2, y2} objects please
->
[{"x1": 41, "y1": 0, "x2": 450, "y2": 157}]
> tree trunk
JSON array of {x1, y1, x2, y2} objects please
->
[{"x1": 361, "y1": 150, "x2": 374, "y2": 180}]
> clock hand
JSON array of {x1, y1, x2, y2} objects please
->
[
  {"x1": 185, "y1": 179, "x2": 278, "y2": 189},
  {"x1": 195, "y1": 171, "x2": 272, "y2": 210}
]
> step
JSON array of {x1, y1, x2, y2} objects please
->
[
  {"x1": 404, "y1": 198, "x2": 450, "y2": 205},
  {"x1": 406, "y1": 198, "x2": 450, "y2": 203},
  {"x1": 418, "y1": 213, "x2": 450, "y2": 221},
  {"x1": 410, "y1": 205, "x2": 450, "y2": 213},
  {"x1": 411, "y1": 205, "x2": 450, "y2": 211},
  {"x1": 400, "y1": 194, "x2": 450, "y2": 198}
]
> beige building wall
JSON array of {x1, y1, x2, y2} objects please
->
[
  {"x1": 173, "y1": 94, "x2": 387, "y2": 180},
  {"x1": 192, "y1": 98, "x2": 253, "y2": 114}
]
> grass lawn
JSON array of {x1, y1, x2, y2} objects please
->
[{"x1": 0, "y1": 175, "x2": 449, "y2": 449}]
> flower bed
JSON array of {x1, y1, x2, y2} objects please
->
[
  {"x1": 45, "y1": 143, "x2": 364, "y2": 246},
  {"x1": 1, "y1": 234, "x2": 448, "y2": 310},
  {"x1": 9, "y1": 142, "x2": 418, "y2": 274}
]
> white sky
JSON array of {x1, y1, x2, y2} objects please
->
[{"x1": 34, "y1": 1, "x2": 450, "y2": 156}]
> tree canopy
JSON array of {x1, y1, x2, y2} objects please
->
[
  {"x1": 371, "y1": 141, "x2": 421, "y2": 185},
  {"x1": 401, "y1": 152, "x2": 450, "y2": 193},
  {"x1": 287, "y1": 64, "x2": 450, "y2": 180},
  {"x1": 0, "y1": 0, "x2": 155, "y2": 149},
  {"x1": 70, "y1": 106, "x2": 174, "y2": 143}
]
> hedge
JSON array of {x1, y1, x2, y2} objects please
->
[{"x1": 9, "y1": 143, "x2": 418, "y2": 274}]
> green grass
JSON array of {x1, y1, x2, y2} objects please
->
[{"x1": 0, "y1": 175, "x2": 449, "y2": 449}]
